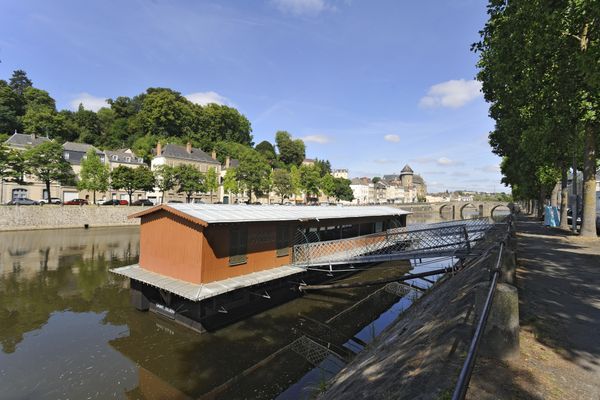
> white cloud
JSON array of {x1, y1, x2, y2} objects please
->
[
  {"x1": 384, "y1": 134, "x2": 400, "y2": 143},
  {"x1": 301, "y1": 134, "x2": 331, "y2": 144},
  {"x1": 271, "y1": 0, "x2": 333, "y2": 15},
  {"x1": 70, "y1": 93, "x2": 109, "y2": 112},
  {"x1": 185, "y1": 91, "x2": 230, "y2": 106},
  {"x1": 419, "y1": 79, "x2": 482, "y2": 109}
]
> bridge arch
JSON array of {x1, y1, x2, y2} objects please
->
[
  {"x1": 438, "y1": 203, "x2": 453, "y2": 218},
  {"x1": 490, "y1": 204, "x2": 511, "y2": 219},
  {"x1": 459, "y1": 203, "x2": 479, "y2": 219}
]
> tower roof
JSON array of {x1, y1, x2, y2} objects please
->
[{"x1": 400, "y1": 164, "x2": 414, "y2": 174}]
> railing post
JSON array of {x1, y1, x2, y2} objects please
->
[{"x1": 462, "y1": 225, "x2": 471, "y2": 253}]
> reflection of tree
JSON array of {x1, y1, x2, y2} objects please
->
[{"x1": 0, "y1": 233, "x2": 139, "y2": 354}]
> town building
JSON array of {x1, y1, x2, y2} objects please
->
[
  {"x1": 332, "y1": 169, "x2": 348, "y2": 179},
  {"x1": 111, "y1": 204, "x2": 409, "y2": 332},
  {"x1": 1, "y1": 133, "x2": 148, "y2": 204},
  {"x1": 149, "y1": 142, "x2": 221, "y2": 204},
  {"x1": 349, "y1": 164, "x2": 427, "y2": 204}
]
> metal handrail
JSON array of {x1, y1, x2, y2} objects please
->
[{"x1": 451, "y1": 215, "x2": 512, "y2": 400}]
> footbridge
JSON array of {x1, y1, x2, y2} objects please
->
[
  {"x1": 291, "y1": 218, "x2": 497, "y2": 269},
  {"x1": 396, "y1": 201, "x2": 512, "y2": 220}
]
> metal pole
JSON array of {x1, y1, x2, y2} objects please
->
[
  {"x1": 572, "y1": 154, "x2": 578, "y2": 233},
  {"x1": 451, "y1": 241, "x2": 504, "y2": 400}
]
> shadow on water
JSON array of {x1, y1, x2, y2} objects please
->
[{"x1": 0, "y1": 215, "x2": 470, "y2": 399}]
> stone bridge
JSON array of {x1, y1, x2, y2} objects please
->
[{"x1": 393, "y1": 201, "x2": 511, "y2": 219}]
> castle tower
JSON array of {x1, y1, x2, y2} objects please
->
[{"x1": 400, "y1": 164, "x2": 414, "y2": 188}]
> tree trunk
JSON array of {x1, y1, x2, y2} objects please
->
[
  {"x1": 45, "y1": 179, "x2": 51, "y2": 203},
  {"x1": 128, "y1": 191, "x2": 133, "y2": 206},
  {"x1": 538, "y1": 189, "x2": 545, "y2": 219},
  {"x1": 550, "y1": 183, "x2": 559, "y2": 207},
  {"x1": 580, "y1": 126, "x2": 597, "y2": 237},
  {"x1": 559, "y1": 164, "x2": 569, "y2": 230},
  {"x1": 161, "y1": 190, "x2": 165, "y2": 204},
  {"x1": 93, "y1": 190, "x2": 96, "y2": 204}
]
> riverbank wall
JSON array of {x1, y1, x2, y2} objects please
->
[
  {"x1": 0, "y1": 205, "x2": 146, "y2": 231},
  {"x1": 319, "y1": 231, "x2": 517, "y2": 399}
]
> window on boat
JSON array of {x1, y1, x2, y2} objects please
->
[
  {"x1": 229, "y1": 225, "x2": 248, "y2": 266},
  {"x1": 276, "y1": 224, "x2": 290, "y2": 257}
]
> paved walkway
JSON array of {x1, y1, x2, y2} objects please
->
[{"x1": 468, "y1": 216, "x2": 600, "y2": 399}]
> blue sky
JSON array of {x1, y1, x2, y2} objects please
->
[{"x1": 0, "y1": 0, "x2": 505, "y2": 193}]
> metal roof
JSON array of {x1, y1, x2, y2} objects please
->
[
  {"x1": 4, "y1": 133, "x2": 50, "y2": 148},
  {"x1": 165, "y1": 203, "x2": 409, "y2": 224},
  {"x1": 130, "y1": 204, "x2": 410, "y2": 225},
  {"x1": 63, "y1": 141, "x2": 103, "y2": 153},
  {"x1": 111, "y1": 263, "x2": 306, "y2": 301},
  {"x1": 158, "y1": 144, "x2": 220, "y2": 164}
]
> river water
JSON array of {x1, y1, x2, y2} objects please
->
[{"x1": 0, "y1": 210, "x2": 508, "y2": 399}]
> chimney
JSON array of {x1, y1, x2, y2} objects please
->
[
  {"x1": 156, "y1": 142, "x2": 162, "y2": 156},
  {"x1": 225, "y1": 156, "x2": 230, "y2": 168},
  {"x1": 186, "y1": 142, "x2": 192, "y2": 154},
  {"x1": 211, "y1": 150, "x2": 217, "y2": 160}
]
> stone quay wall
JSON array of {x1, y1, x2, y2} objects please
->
[{"x1": 0, "y1": 205, "x2": 148, "y2": 231}]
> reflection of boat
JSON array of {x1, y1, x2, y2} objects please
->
[
  {"x1": 111, "y1": 204, "x2": 409, "y2": 333},
  {"x1": 109, "y1": 262, "x2": 409, "y2": 400}
]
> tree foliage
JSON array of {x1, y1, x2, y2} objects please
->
[
  {"x1": 25, "y1": 141, "x2": 75, "y2": 199},
  {"x1": 154, "y1": 164, "x2": 177, "y2": 203},
  {"x1": 275, "y1": 131, "x2": 305, "y2": 167},
  {"x1": 236, "y1": 150, "x2": 271, "y2": 202},
  {"x1": 474, "y1": 0, "x2": 599, "y2": 235},
  {"x1": 174, "y1": 164, "x2": 205, "y2": 203},
  {"x1": 110, "y1": 165, "x2": 155, "y2": 204},
  {"x1": 77, "y1": 148, "x2": 109, "y2": 203}
]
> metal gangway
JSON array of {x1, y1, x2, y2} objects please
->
[{"x1": 291, "y1": 218, "x2": 494, "y2": 268}]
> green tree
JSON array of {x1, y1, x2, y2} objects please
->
[
  {"x1": 236, "y1": 150, "x2": 271, "y2": 202},
  {"x1": 132, "y1": 88, "x2": 198, "y2": 139},
  {"x1": 223, "y1": 167, "x2": 241, "y2": 203},
  {"x1": 73, "y1": 104, "x2": 102, "y2": 145},
  {"x1": 332, "y1": 178, "x2": 354, "y2": 202},
  {"x1": 474, "y1": 0, "x2": 599, "y2": 235},
  {"x1": 110, "y1": 165, "x2": 155, "y2": 205},
  {"x1": 271, "y1": 168, "x2": 293, "y2": 203},
  {"x1": 0, "y1": 144, "x2": 10, "y2": 203},
  {"x1": 154, "y1": 164, "x2": 177, "y2": 203},
  {"x1": 205, "y1": 166, "x2": 219, "y2": 203},
  {"x1": 320, "y1": 173, "x2": 336, "y2": 201},
  {"x1": 9, "y1": 70, "x2": 32, "y2": 96},
  {"x1": 25, "y1": 141, "x2": 75, "y2": 200},
  {"x1": 299, "y1": 164, "x2": 321, "y2": 199},
  {"x1": 314, "y1": 158, "x2": 332, "y2": 177},
  {"x1": 196, "y1": 103, "x2": 253, "y2": 150},
  {"x1": 290, "y1": 165, "x2": 302, "y2": 199},
  {"x1": 23, "y1": 87, "x2": 56, "y2": 111},
  {"x1": 6, "y1": 149, "x2": 28, "y2": 184},
  {"x1": 0, "y1": 81, "x2": 22, "y2": 134},
  {"x1": 255, "y1": 140, "x2": 276, "y2": 164},
  {"x1": 275, "y1": 131, "x2": 305, "y2": 167},
  {"x1": 174, "y1": 164, "x2": 205, "y2": 203},
  {"x1": 77, "y1": 148, "x2": 109, "y2": 203}
]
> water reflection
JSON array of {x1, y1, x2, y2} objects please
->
[{"x1": 0, "y1": 214, "x2": 486, "y2": 399}]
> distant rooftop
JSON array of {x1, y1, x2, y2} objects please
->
[
  {"x1": 401, "y1": 164, "x2": 414, "y2": 174},
  {"x1": 105, "y1": 150, "x2": 145, "y2": 165},
  {"x1": 158, "y1": 143, "x2": 220, "y2": 164},
  {"x1": 4, "y1": 133, "x2": 50, "y2": 148},
  {"x1": 63, "y1": 141, "x2": 102, "y2": 154}
]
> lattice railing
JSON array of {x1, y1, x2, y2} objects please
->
[{"x1": 292, "y1": 218, "x2": 493, "y2": 267}]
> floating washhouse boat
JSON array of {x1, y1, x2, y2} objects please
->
[{"x1": 111, "y1": 203, "x2": 410, "y2": 332}]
